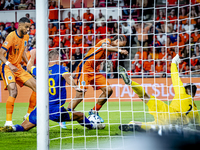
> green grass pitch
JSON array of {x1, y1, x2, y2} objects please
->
[{"x1": 0, "y1": 101, "x2": 200, "y2": 150}]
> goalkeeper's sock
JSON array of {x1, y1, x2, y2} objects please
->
[
  {"x1": 12, "y1": 124, "x2": 24, "y2": 132},
  {"x1": 78, "y1": 117, "x2": 93, "y2": 129},
  {"x1": 6, "y1": 96, "x2": 15, "y2": 121},
  {"x1": 131, "y1": 81, "x2": 146, "y2": 97},
  {"x1": 92, "y1": 103, "x2": 102, "y2": 111},
  {"x1": 27, "y1": 91, "x2": 36, "y2": 114}
]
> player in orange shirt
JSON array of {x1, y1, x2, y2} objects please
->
[
  {"x1": 67, "y1": 35, "x2": 128, "y2": 122},
  {"x1": 0, "y1": 17, "x2": 36, "y2": 127}
]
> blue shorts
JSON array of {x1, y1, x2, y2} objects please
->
[{"x1": 27, "y1": 106, "x2": 72, "y2": 125}]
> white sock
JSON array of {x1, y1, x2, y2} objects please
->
[{"x1": 5, "y1": 121, "x2": 13, "y2": 125}]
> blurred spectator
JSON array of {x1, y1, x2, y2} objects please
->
[
  {"x1": 95, "y1": 35, "x2": 103, "y2": 44},
  {"x1": 67, "y1": 55, "x2": 77, "y2": 73},
  {"x1": 0, "y1": 34, "x2": 4, "y2": 48},
  {"x1": 179, "y1": 7, "x2": 187, "y2": 25},
  {"x1": 49, "y1": 37, "x2": 57, "y2": 50},
  {"x1": 179, "y1": 28, "x2": 189, "y2": 44},
  {"x1": 167, "y1": 0, "x2": 177, "y2": 5},
  {"x1": 27, "y1": 2, "x2": 34, "y2": 9},
  {"x1": 86, "y1": 30, "x2": 94, "y2": 46},
  {"x1": 0, "y1": 0, "x2": 6, "y2": 10},
  {"x1": 179, "y1": 58, "x2": 187, "y2": 74},
  {"x1": 49, "y1": 1, "x2": 58, "y2": 29},
  {"x1": 159, "y1": 47, "x2": 167, "y2": 60},
  {"x1": 191, "y1": 54, "x2": 199, "y2": 70},
  {"x1": 3, "y1": 0, "x2": 14, "y2": 10},
  {"x1": 75, "y1": 16, "x2": 82, "y2": 29},
  {"x1": 157, "y1": 31, "x2": 166, "y2": 45},
  {"x1": 184, "y1": 64, "x2": 190, "y2": 75},
  {"x1": 63, "y1": 11, "x2": 75, "y2": 29},
  {"x1": 29, "y1": 24, "x2": 36, "y2": 36},
  {"x1": 195, "y1": 18, "x2": 200, "y2": 29},
  {"x1": 74, "y1": 29, "x2": 82, "y2": 45},
  {"x1": 167, "y1": 54, "x2": 172, "y2": 72},
  {"x1": 74, "y1": 48, "x2": 82, "y2": 66},
  {"x1": 96, "y1": 22, "x2": 108, "y2": 38},
  {"x1": 131, "y1": 54, "x2": 142, "y2": 75},
  {"x1": 169, "y1": 30, "x2": 177, "y2": 44},
  {"x1": 83, "y1": 9, "x2": 94, "y2": 22},
  {"x1": 61, "y1": 48, "x2": 70, "y2": 65},
  {"x1": 143, "y1": 54, "x2": 154, "y2": 73},
  {"x1": 63, "y1": 29, "x2": 71, "y2": 47},
  {"x1": 133, "y1": 22, "x2": 152, "y2": 51},
  {"x1": 59, "y1": 23, "x2": 66, "y2": 35},
  {"x1": 121, "y1": 22, "x2": 132, "y2": 46},
  {"x1": 113, "y1": 22, "x2": 119, "y2": 34},
  {"x1": 183, "y1": 19, "x2": 194, "y2": 34},
  {"x1": 48, "y1": 23, "x2": 57, "y2": 35},
  {"x1": 155, "y1": 60, "x2": 163, "y2": 74},
  {"x1": 107, "y1": 16, "x2": 115, "y2": 30},
  {"x1": 25, "y1": 0, "x2": 35, "y2": 5},
  {"x1": 191, "y1": 28, "x2": 200, "y2": 43},
  {"x1": 136, "y1": 47, "x2": 148, "y2": 60},
  {"x1": 107, "y1": 0, "x2": 116, "y2": 7},
  {"x1": 25, "y1": 13, "x2": 34, "y2": 25},
  {"x1": 168, "y1": 9, "x2": 177, "y2": 25},
  {"x1": 78, "y1": 38, "x2": 89, "y2": 54},
  {"x1": 195, "y1": 45, "x2": 200, "y2": 62},
  {"x1": 81, "y1": 23, "x2": 90, "y2": 34},
  {"x1": 0, "y1": 24, "x2": 6, "y2": 39},
  {"x1": 6, "y1": 22, "x2": 16, "y2": 33},
  {"x1": 18, "y1": 0, "x2": 27, "y2": 10},
  {"x1": 156, "y1": 10, "x2": 166, "y2": 28},
  {"x1": 188, "y1": 6, "x2": 198, "y2": 25},
  {"x1": 96, "y1": 11, "x2": 106, "y2": 28}
]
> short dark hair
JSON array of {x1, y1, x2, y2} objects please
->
[
  {"x1": 185, "y1": 83, "x2": 197, "y2": 97},
  {"x1": 111, "y1": 35, "x2": 126, "y2": 42},
  {"x1": 19, "y1": 17, "x2": 30, "y2": 23}
]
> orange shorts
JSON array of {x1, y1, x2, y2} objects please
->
[
  {"x1": 76, "y1": 66, "x2": 109, "y2": 90},
  {"x1": 1, "y1": 64, "x2": 33, "y2": 90}
]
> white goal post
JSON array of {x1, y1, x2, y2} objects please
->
[{"x1": 36, "y1": 0, "x2": 49, "y2": 150}]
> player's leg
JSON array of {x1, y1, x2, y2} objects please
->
[
  {"x1": 5, "y1": 82, "x2": 18, "y2": 126},
  {"x1": 1, "y1": 66, "x2": 19, "y2": 126},
  {"x1": 67, "y1": 90, "x2": 85, "y2": 110},
  {"x1": 119, "y1": 65, "x2": 150, "y2": 103},
  {"x1": 16, "y1": 70, "x2": 36, "y2": 119},
  {"x1": 89, "y1": 74, "x2": 113, "y2": 123}
]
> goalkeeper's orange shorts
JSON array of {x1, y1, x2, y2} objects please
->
[{"x1": 1, "y1": 64, "x2": 33, "y2": 90}]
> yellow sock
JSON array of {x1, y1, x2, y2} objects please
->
[
  {"x1": 6, "y1": 96, "x2": 15, "y2": 121},
  {"x1": 131, "y1": 81, "x2": 145, "y2": 97}
]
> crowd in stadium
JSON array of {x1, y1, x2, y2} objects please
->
[{"x1": 0, "y1": 0, "x2": 200, "y2": 78}]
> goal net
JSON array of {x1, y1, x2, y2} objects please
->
[{"x1": 43, "y1": 0, "x2": 200, "y2": 149}]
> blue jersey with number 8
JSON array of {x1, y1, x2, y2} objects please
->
[{"x1": 31, "y1": 64, "x2": 68, "y2": 106}]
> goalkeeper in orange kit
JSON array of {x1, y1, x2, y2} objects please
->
[{"x1": 119, "y1": 54, "x2": 200, "y2": 133}]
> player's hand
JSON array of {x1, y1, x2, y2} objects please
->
[
  {"x1": 74, "y1": 87, "x2": 87, "y2": 92},
  {"x1": 120, "y1": 50, "x2": 128, "y2": 55},
  {"x1": 8, "y1": 63, "x2": 18, "y2": 73}
]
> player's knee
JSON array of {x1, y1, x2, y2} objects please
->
[
  {"x1": 8, "y1": 85, "x2": 18, "y2": 98},
  {"x1": 73, "y1": 112, "x2": 83, "y2": 121},
  {"x1": 107, "y1": 86, "x2": 113, "y2": 97}
]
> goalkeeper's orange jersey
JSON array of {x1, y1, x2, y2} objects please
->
[{"x1": 1, "y1": 30, "x2": 29, "y2": 67}]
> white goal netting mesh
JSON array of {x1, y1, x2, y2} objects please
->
[{"x1": 47, "y1": 0, "x2": 200, "y2": 149}]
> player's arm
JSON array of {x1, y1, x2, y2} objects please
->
[
  {"x1": 27, "y1": 49, "x2": 36, "y2": 72},
  {"x1": 22, "y1": 48, "x2": 29, "y2": 65},
  {"x1": 0, "y1": 48, "x2": 18, "y2": 73},
  {"x1": 102, "y1": 44, "x2": 128, "y2": 55},
  {"x1": 171, "y1": 55, "x2": 186, "y2": 95},
  {"x1": 62, "y1": 73, "x2": 84, "y2": 92}
]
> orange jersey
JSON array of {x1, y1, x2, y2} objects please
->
[
  {"x1": 77, "y1": 38, "x2": 111, "y2": 70},
  {"x1": 143, "y1": 61, "x2": 153, "y2": 71},
  {"x1": 1, "y1": 30, "x2": 29, "y2": 67},
  {"x1": 155, "y1": 65, "x2": 163, "y2": 73}
]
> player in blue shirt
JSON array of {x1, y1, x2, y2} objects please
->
[{"x1": 0, "y1": 49, "x2": 105, "y2": 132}]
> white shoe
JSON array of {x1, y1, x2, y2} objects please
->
[
  {"x1": 23, "y1": 113, "x2": 30, "y2": 121},
  {"x1": 92, "y1": 123, "x2": 106, "y2": 129},
  {"x1": 59, "y1": 122, "x2": 67, "y2": 129},
  {"x1": 172, "y1": 54, "x2": 181, "y2": 65},
  {"x1": 4, "y1": 121, "x2": 14, "y2": 127}
]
